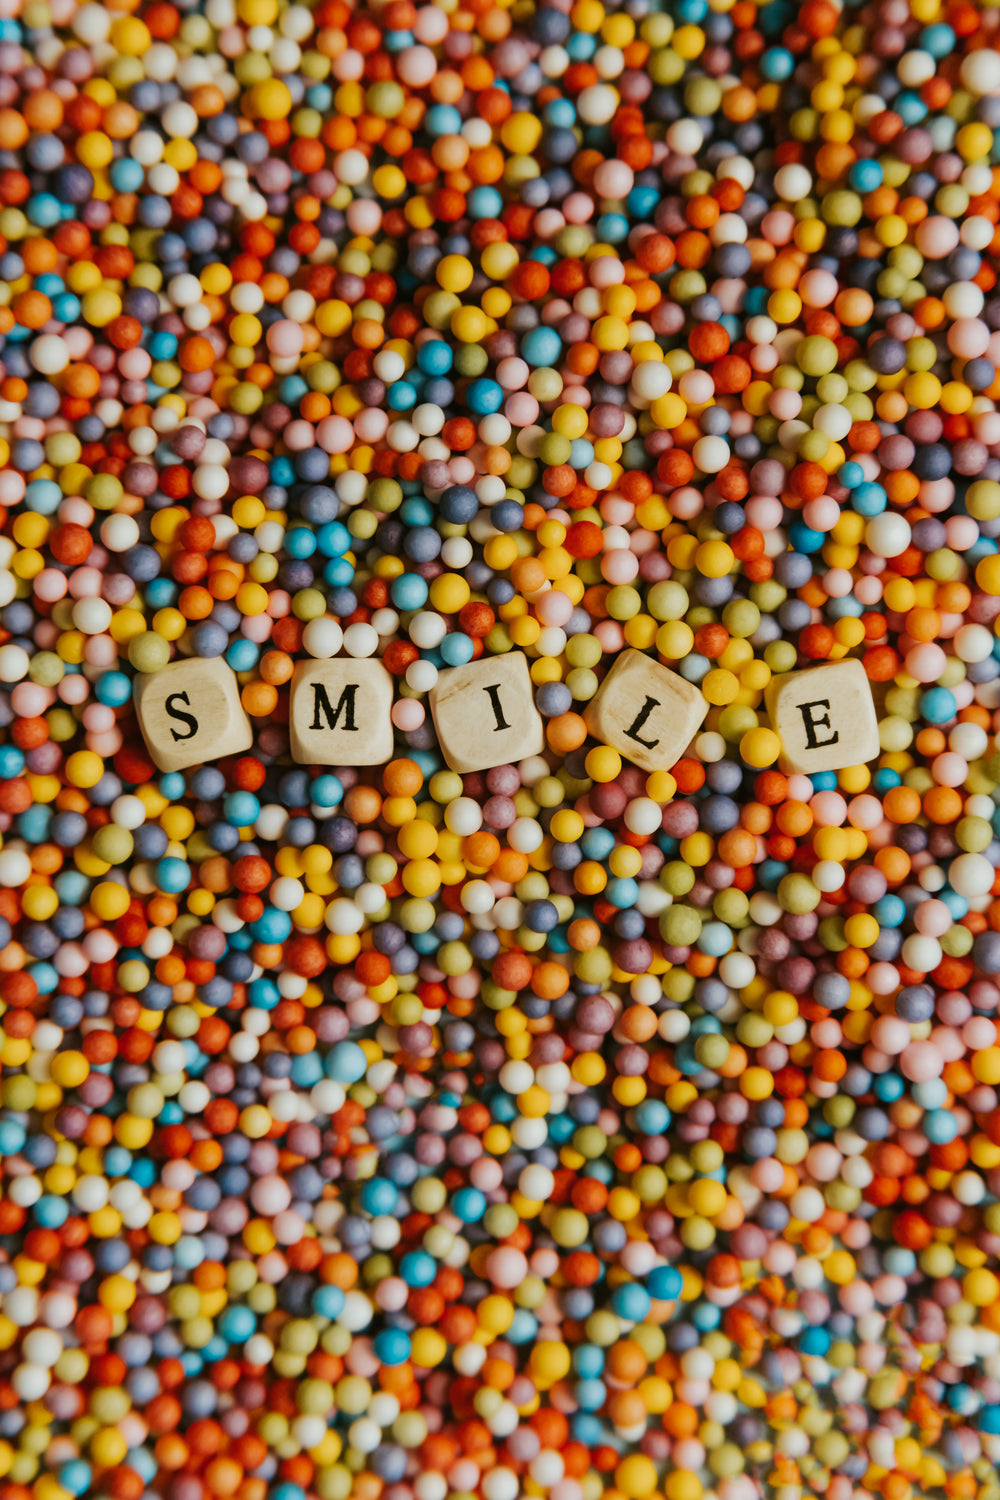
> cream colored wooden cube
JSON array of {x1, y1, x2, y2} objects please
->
[
  {"x1": 765, "y1": 658, "x2": 879, "y2": 773},
  {"x1": 289, "y1": 659, "x2": 394, "y2": 766},
  {"x1": 583, "y1": 648, "x2": 709, "y2": 773},
  {"x1": 429, "y1": 652, "x2": 544, "y2": 773},
  {"x1": 134, "y1": 656, "x2": 253, "y2": 773}
]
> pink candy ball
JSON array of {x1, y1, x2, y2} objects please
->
[
  {"x1": 496, "y1": 357, "x2": 528, "y2": 390},
  {"x1": 602, "y1": 549, "x2": 639, "y2": 584},
  {"x1": 242, "y1": 615, "x2": 272, "y2": 643},
  {"x1": 799, "y1": 268, "x2": 838, "y2": 306},
  {"x1": 85, "y1": 636, "x2": 118, "y2": 667},
  {"x1": 592, "y1": 160, "x2": 634, "y2": 199},
  {"x1": 266, "y1": 320, "x2": 305, "y2": 357},
  {"x1": 760, "y1": 209, "x2": 795, "y2": 244},
  {"x1": 485, "y1": 1247, "x2": 527, "y2": 1287},
  {"x1": 33, "y1": 569, "x2": 68, "y2": 603},
  {"x1": 905, "y1": 642, "x2": 947, "y2": 682},
  {"x1": 594, "y1": 619, "x2": 625, "y2": 651},
  {"x1": 803, "y1": 496, "x2": 839, "y2": 531},
  {"x1": 0, "y1": 472, "x2": 26, "y2": 506},
  {"x1": 535, "y1": 590, "x2": 572, "y2": 627},
  {"x1": 750, "y1": 343, "x2": 778, "y2": 372},
  {"x1": 58, "y1": 675, "x2": 89, "y2": 705},
  {"x1": 163, "y1": 1160, "x2": 195, "y2": 1191},
  {"x1": 822, "y1": 568, "x2": 853, "y2": 597},
  {"x1": 346, "y1": 200, "x2": 382, "y2": 235},
  {"x1": 68, "y1": 566, "x2": 101, "y2": 598},
  {"x1": 60, "y1": 498, "x2": 93, "y2": 527},
  {"x1": 63, "y1": 327, "x2": 92, "y2": 359},
  {"x1": 945, "y1": 515, "x2": 979, "y2": 550},
  {"x1": 854, "y1": 575, "x2": 883, "y2": 604},
  {"x1": 588, "y1": 253, "x2": 626, "y2": 288},
  {"x1": 563, "y1": 192, "x2": 594, "y2": 224},
  {"x1": 55, "y1": 943, "x2": 88, "y2": 977},
  {"x1": 355, "y1": 409, "x2": 388, "y2": 443},
  {"x1": 316, "y1": 415, "x2": 354, "y2": 453},
  {"x1": 915, "y1": 214, "x2": 960, "y2": 257},
  {"x1": 769, "y1": 388, "x2": 801, "y2": 420},
  {"x1": 397, "y1": 40, "x2": 438, "y2": 79},
  {"x1": 679, "y1": 369, "x2": 713, "y2": 405},
  {"x1": 12, "y1": 683, "x2": 52, "y2": 716},
  {"x1": 752, "y1": 1158, "x2": 784, "y2": 1192},
  {"x1": 332, "y1": 47, "x2": 364, "y2": 80},
  {"x1": 900, "y1": 1040, "x2": 944, "y2": 1082},
  {"x1": 534, "y1": 208, "x2": 566, "y2": 239},
  {"x1": 250, "y1": 1175, "x2": 292, "y2": 1216},
  {"x1": 601, "y1": 496, "x2": 633, "y2": 526},
  {"x1": 810, "y1": 790, "x2": 847, "y2": 826},
  {"x1": 804, "y1": 1143, "x2": 842, "y2": 1181},
  {"x1": 948, "y1": 317, "x2": 990, "y2": 357},
  {"x1": 392, "y1": 699, "x2": 424, "y2": 731},
  {"x1": 870, "y1": 1016, "x2": 910, "y2": 1055},
  {"x1": 867, "y1": 962, "x2": 901, "y2": 995},
  {"x1": 914, "y1": 899, "x2": 952, "y2": 936},
  {"x1": 504, "y1": 393, "x2": 538, "y2": 427},
  {"x1": 119, "y1": 347, "x2": 151, "y2": 380},
  {"x1": 82, "y1": 704, "x2": 114, "y2": 732},
  {"x1": 283, "y1": 420, "x2": 315, "y2": 451},
  {"x1": 847, "y1": 794, "x2": 882, "y2": 830},
  {"x1": 745, "y1": 495, "x2": 782, "y2": 529},
  {"x1": 375, "y1": 1278, "x2": 409, "y2": 1312},
  {"x1": 964, "y1": 1018, "x2": 997, "y2": 1051},
  {"x1": 930, "y1": 751, "x2": 968, "y2": 786},
  {"x1": 470, "y1": 1157, "x2": 502, "y2": 1192},
  {"x1": 669, "y1": 486, "x2": 703, "y2": 520},
  {"x1": 83, "y1": 930, "x2": 117, "y2": 963}
]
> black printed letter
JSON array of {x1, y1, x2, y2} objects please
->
[
  {"x1": 311, "y1": 682, "x2": 358, "y2": 732},
  {"x1": 166, "y1": 691, "x2": 198, "y2": 742},
  {"x1": 797, "y1": 699, "x2": 838, "y2": 751},
  {"x1": 483, "y1": 684, "x2": 510, "y2": 732},
  {"x1": 625, "y1": 695, "x2": 661, "y2": 750}
]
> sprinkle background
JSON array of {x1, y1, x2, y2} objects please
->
[{"x1": 2, "y1": 1, "x2": 1000, "y2": 1499}]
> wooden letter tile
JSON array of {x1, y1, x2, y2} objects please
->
[
  {"x1": 289, "y1": 659, "x2": 394, "y2": 766},
  {"x1": 429, "y1": 652, "x2": 544, "y2": 773},
  {"x1": 583, "y1": 648, "x2": 709, "y2": 772},
  {"x1": 764, "y1": 658, "x2": 880, "y2": 773},
  {"x1": 134, "y1": 656, "x2": 253, "y2": 773}
]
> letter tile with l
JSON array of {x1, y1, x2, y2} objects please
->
[{"x1": 583, "y1": 648, "x2": 709, "y2": 772}]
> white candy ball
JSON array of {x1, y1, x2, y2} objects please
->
[{"x1": 302, "y1": 618, "x2": 343, "y2": 658}]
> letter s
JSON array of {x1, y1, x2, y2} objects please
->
[{"x1": 165, "y1": 691, "x2": 199, "y2": 742}]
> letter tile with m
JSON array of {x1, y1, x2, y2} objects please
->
[{"x1": 289, "y1": 659, "x2": 395, "y2": 765}]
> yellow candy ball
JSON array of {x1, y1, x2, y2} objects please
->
[
  {"x1": 616, "y1": 1456, "x2": 657, "y2": 1499},
  {"x1": 63, "y1": 750, "x2": 103, "y2": 788},
  {"x1": 696, "y1": 540, "x2": 735, "y2": 577},
  {"x1": 740, "y1": 727, "x2": 781, "y2": 767},
  {"x1": 51, "y1": 1051, "x2": 89, "y2": 1088},
  {"x1": 249, "y1": 79, "x2": 293, "y2": 120},
  {"x1": 436, "y1": 255, "x2": 474, "y2": 293},
  {"x1": 585, "y1": 745, "x2": 622, "y2": 782},
  {"x1": 843, "y1": 912, "x2": 878, "y2": 948}
]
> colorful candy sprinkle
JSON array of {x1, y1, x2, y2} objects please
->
[{"x1": 3, "y1": 0, "x2": 1000, "y2": 1498}]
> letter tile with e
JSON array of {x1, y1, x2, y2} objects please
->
[
  {"x1": 583, "y1": 649, "x2": 709, "y2": 772},
  {"x1": 429, "y1": 652, "x2": 545, "y2": 773},
  {"x1": 289, "y1": 659, "x2": 395, "y2": 765},
  {"x1": 134, "y1": 656, "x2": 254, "y2": 773},
  {"x1": 764, "y1": 658, "x2": 880, "y2": 773}
]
